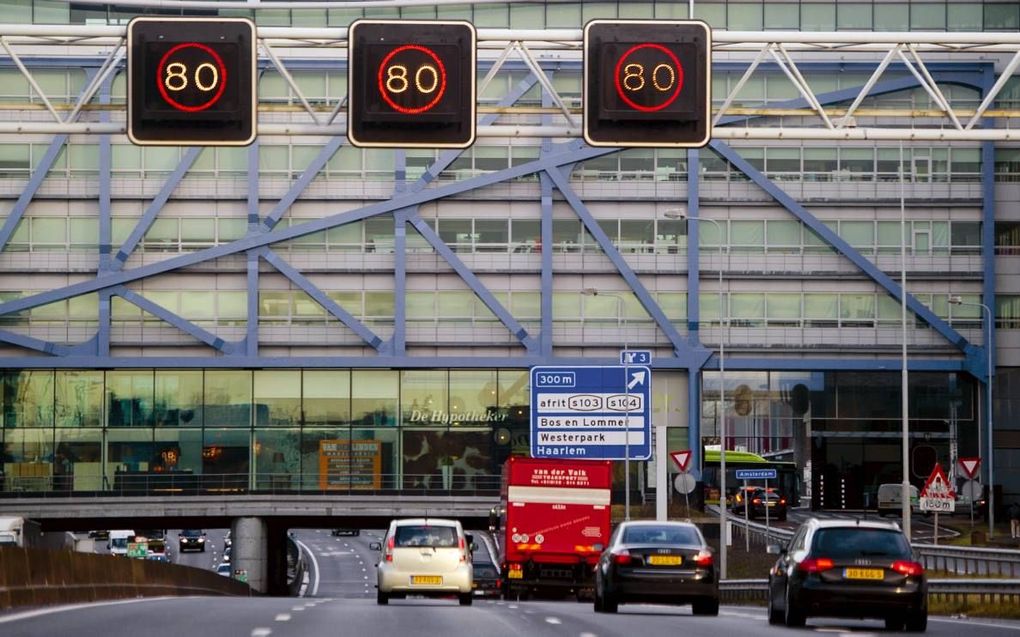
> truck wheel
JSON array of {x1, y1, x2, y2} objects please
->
[
  {"x1": 459, "y1": 593, "x2": 473, "y2": 606},
  {"x1": 376, "y1": 591, "x2": 389, "y2": 605}
]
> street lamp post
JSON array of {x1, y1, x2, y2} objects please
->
[
  {"x1": 665, "y1": 209, "x2": 727, "y2": 579},
  {"x1": 948, "y1": 295, "x2": 995, "y2": 538},
  {"x1": 582, "y1": 288, "x2": 632, "y2": 521}
]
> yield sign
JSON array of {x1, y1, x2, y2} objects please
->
[
  {"x1": 670, "y1": 450, "x2": 692, "y2": 472},
  {"x1": 920, "y1": 463, "x2": 955, "y2": 499},
  {"x1": 958, "y1": 457, "x2": 981, "y2": 481}
]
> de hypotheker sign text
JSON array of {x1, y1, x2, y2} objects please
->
[{"x1": 530, "y1": 365, "x2": 652, "y2": 460}]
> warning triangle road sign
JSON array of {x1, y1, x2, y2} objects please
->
[
  {"x1": 920, "y1": 463, "x2": 955, "y2": 499},
  {"x1": 958, "y1": 457, "x2": 981, "y2": 481},
  {"x1": 670, "y1": 450, "x2": 692, "y2": 473}
]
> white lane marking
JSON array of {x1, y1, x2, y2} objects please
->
[
  {"x1": 545, "y1": 617, "x2": 562, "y2": 625},
  {"x1": 580, "y1": 633, "x2": 598, "y2": 637},
  {"x1": 252, "y1": 629, "x2": 272, "y2": 637},
  {"x1": 274, "y1": 613, "x2": 291, "y2": 622},
  {"x1": 294, "y1": 538, "x2": 321, "y2": 598},
  {"x1": 291, "y1": 606, "x2": 305, "y2": 611},
  {"x1": 507, "y1": 604, "x2": 518, "y2": 609},
  {"x1": 0, "y1": 597, "x2": 183, "y2": 624},
  {"x1": 930, "y1": 617, "x2": 1020, "y2": 631}
]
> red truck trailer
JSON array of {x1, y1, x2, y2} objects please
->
[{"x1": 496, "y1": 456, "x2": 612, "y2": 600}]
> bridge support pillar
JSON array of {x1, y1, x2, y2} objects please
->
[{"x1": 233, "y1": 517, "x2": 268, "y2": 593}]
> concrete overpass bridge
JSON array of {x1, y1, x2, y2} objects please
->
[{"x1": 0, "y1": 495, "x2": 497, "y2": 595}]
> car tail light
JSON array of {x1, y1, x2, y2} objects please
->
[
  {"x1": 385, "y1": 535, "x2": 395, "y2": 562},
  {"x1": 798, "y1": 557, "x2": 834, "y2": 573},
  {"x1": 459, "y1": 536, "x2": 467, "y2": 563},
  {"x1": 892, "y1": 560, "x2": 924, "y2": 577},
  {"x1": 779, "y1": 498, "x2": 787, "y2": 505},
  {"x1": 612, "y1": 549, "x2": 632, "y2": 565},
  {"x1": 694, "y1": 551, "x2": 714, "y2": 567},
  {"x1": 752, "y1": 497, "x2": 762, "y2": 505}
]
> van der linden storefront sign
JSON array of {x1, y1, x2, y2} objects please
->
[
  {"x1": 408, "y1": 409, "x2": 508, "y2": 425},
  {"x1": 319, "y1": 440, "x2": 382, "y2": 490}
]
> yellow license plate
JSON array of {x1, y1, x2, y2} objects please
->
[
  {"x1": 648, "y1": 555, "x2": 682, "y2": 566},
  {"x1": 507, "y1": 570, "x2": 523, "y2": 579},
  {"x1": 411, "y1": 575, "x2": 443, "y2": 586},
  {"x1": 844, "y1": 568, "x2": 884, "y2": 580}
]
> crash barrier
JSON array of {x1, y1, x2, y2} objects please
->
[
  {"x1": 719, "y1": 579, "x2": 1020, "y2": 607},
  {"x1": 914, "y1": 544, "x2": 1020, "y2": 578},
  {"x1": 0, "y1": 547, "x2": 250, "y2": 609}
]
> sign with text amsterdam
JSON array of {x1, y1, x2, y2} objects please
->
[{"x1": 531, "y1": 365, "x2": 651, "y2": 461}]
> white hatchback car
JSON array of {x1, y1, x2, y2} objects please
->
[{"x1": 372, "y1": 518, "x2": 474, "y2": 605}]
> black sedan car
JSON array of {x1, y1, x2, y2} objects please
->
[
  {"x1": 733, "y1": 487, "x2": 788, "y2": 521},
  {"x1": 472, "y1": 561, "x2": 501, "y2": 598},
  {"x1": 767, "y1": 517, "x2": 927, "y2": 631},
  {"x1": 594, "y1": 520, "x2": 719, "y2": 615}
]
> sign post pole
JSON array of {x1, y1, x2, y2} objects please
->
[{"x1": 743, "y1": 478, "x2": 750, "y2": 552}]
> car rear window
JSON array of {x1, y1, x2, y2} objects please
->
[
  {"x1": 473, "y1": 565, "x2": 498, "y2": 578},
  {"x1": 622, "y1": 525, "x2": 701, "y2": 545},
  {"x1": 394, "y1": 525, "x2": 459, "y2": 548},
  {"x1": 811, "y1": 528, "x2": 911, "y2": 558}
]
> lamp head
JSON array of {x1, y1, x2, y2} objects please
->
[
  {"x1": 663, "y1": 209, "x2": 687, "y2": 220},
  {"x1": 581, "y1": 288, "x2": 599, "y2": 296},
  {"x1": 948, "y1": 295, "x2": 963, "y2": 305}
]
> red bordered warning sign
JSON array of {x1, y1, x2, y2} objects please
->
[
  {"x1": 670, "y1": 450, "x2": 692, "y2": 472},
  {"x1": 919, "y1": 463, "x2": 955, "y2": 513},
  {"x1": 958, "y1": 457, "x2": 981, "y2": 481}
]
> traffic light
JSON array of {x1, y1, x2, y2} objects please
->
[
  {"x1": 127, "y1": 17, "x2": 256, "y2": 146},
  {"x1": 348, "y1": 20, "x2": 476, "y2": 149},
  {"x1": 584, "y1": 20, "x2": 711, "y2": 148}
]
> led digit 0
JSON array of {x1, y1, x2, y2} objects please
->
[
  {"x1": 156, "y1": 42, "x2": 228, "y2": 113},
  {"x1": 612, "y1": 42, "x2": 684, "y2": 113},
  {"x1": 376, "y1": 44, "x2": 447, "y2": 115}
]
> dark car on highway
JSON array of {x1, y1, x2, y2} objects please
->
[
  {"x1": 178, "y1": 529, "x2": 207, "y2": 553},
  {"x1": 767, "y1": 517, "x2": 927, "y2": 631},
  {"x1": 733, "y1": 486, "x2": 788, "y2": 521},
  {"x1": 594, "y1": 520, "x2": 719, "y2": 615}
]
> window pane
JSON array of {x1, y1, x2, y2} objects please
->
[
  {"x1": 54, "y1": 371, "x2": 103, "y2": 428},
  {"x1": 154, "y1": 370, "x2": 203, "y2": 427},
  {"x1": 107, "y1": 370, "x2": 154, "y2": 427},
  {"x1": 254, "y1": 370, "x2": 301, "y2": 427},
  {"x1": 204, "y1": 371, "x2": 251, "y2": 427},
  {"x1": 303, "y1": 370, "x2": 351, "y2": 426},
  {"x1": 351, "y1": 370, "x2": 397, "y2": 426}
]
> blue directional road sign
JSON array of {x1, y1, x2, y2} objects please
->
[
  {"x1": 620, "y1": 350, "x2": 652, "y2": 365},
  {"x1": 735, "y1": 468, "x2": 777, "y2": 480},
  {"x1": 531, "y1": 365, "x2": 652, "y2": 461}
]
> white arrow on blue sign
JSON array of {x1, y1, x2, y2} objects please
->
[
  {"x1": 735, "y1": 468, "x2": 777, "y2": 480},
  {"x1": 530, "y1": 365, "x2": 651, "y2": 461}
]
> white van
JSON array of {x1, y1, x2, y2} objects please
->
[
  {"x1": 107, "y1": 529, "x2": 135, "y2": 557},
  {"x1": 876, "y1": 484, "x2": 919, "y2": 516}
]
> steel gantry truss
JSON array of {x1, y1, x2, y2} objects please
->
[{"x1": 0, "y1": 24, "x2": 1006, "y2": 382}]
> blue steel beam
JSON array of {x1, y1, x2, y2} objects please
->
[
  {"x1": 0, "y1": 142, "x2": 611, "y2": 317},
  {"x1": 0, "y1": 329, "x2": 71, "y2": 356},
  {"x1": 245, "y1": 252, "x2": 259, "y2": 357},
  {"x1": 259, "y1": 248, "x2": 386, "y2": 352},
  {"x1": 262, "y1": 136, "x2": 346, "y2": 231},
  {"x1": 539, "y1": 171, "x2": 554, "y2": 356},
  {"x1": 686, "y1": 148, "x2": 702, "y2": 345},
  {"x1": 543, "y1": 167, "x2": 711, "y2": 368},
  {"x1": 710, "y1": 140, "x2": 969, "y2": 353},
  {"x1": 115, "y1": 287, "x2": 234, "y2": 354},
  {"x1": 113, "y1": 147, "x2": 202, "y2": 268},
  {"x1": 406, "y1": 212, "x2": 538, "y2": 353},
  {"x1": 0, "y1": 135, "x2": 67, "y2": 252},
  {"x1": 392, "y1": 209, "x2": 408, "y2": 355},
  {"x1": 980, "y1": 66, "x2": 997, "y2": 384}
]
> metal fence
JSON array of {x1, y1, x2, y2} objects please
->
[{"x1": 719, "y1": 578, "x2": 1020, "y2": 606}]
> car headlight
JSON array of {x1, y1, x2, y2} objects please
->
[{"x1": 198, "y1": 538, "x2": 205, "y2": 542}]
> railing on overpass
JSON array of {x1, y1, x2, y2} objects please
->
[{"x1": 0, "y1": 472, "x2": 502, "y2": 498}]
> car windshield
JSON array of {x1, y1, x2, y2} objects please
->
[
  {"x1": 394, "y1": 525, "x2": 458, "y2": 548},
  {"x1": 622, "y1": 525, "x2": 700, "y2": 545},
  {"x1": 811, "y1": 528, "x2": 912, "y2": 558},
  {"x1": 181, "y1": 530, "x2": 204, "y2": 537}
]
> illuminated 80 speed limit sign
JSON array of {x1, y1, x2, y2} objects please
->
[
  {"x1": 128, "y1": 17, "x2": 257, "y2": 146},
  {"x1": 348, "y1": 20, "x2": 476, "y2": 149},
  {"x1": 584, "y1": 20, "x2": 711, "y2": 148}
]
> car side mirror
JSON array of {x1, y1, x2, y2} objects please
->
[
  {"x1": 766, "y1": 543, "x2": 787, "y2": 555},
  {"x1": 369, "y1": 542, "x2": 381, "y2": 551}
]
